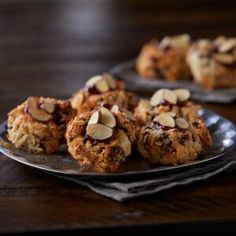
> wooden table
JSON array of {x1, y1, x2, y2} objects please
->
[{"x1": 0, "y1": 0, "x2": 236, "y2": 234}]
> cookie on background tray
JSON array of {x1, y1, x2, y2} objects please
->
[
  {"x1": 187, "y1": 36, "x2": 236, "y2": 89},
  {"x1": 136, "y1": 34, "x2": 192, "y2": 81}
]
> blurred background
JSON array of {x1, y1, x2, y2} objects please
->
[{"x1": 0, "y1": 0, "x2": 236, "y2": 119}]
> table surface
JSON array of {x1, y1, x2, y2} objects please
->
[{"x1": 0, "y1": 0, "x2": 236, "y2": 234}]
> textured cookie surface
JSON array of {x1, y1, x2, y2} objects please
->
[
  {"x1": 66, "y1": 105, "x2": 136, "y2": 173},
  {"x1": 7, "y1": 97, "x2": 74, "y2": 154}
]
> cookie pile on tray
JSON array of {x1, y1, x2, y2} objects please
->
[
  {"x1": 136, "y1": 34, "x2": 236, "y2": 90},
  {"x1": 7, "y1": 74, "x2": 212, "y2": 173}
]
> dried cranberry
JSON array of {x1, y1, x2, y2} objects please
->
[
  {"x1": 161, "y1": 126, "x2": 173, "y2": 131},
  {"x1": 102, "y1": 103, "x2": 113, "y2": 110},
  {"x1": 87, "y1": 85, "x2": 100, "y2": 95},
  {"x1": 224, "y1": 61, "x2": 236, "y2": 69},
  {"x1": 162, "y1": 100, "x2": 169, "y2": 106},
  {"x1": 177, "y1": 101, "x2": 185, "y2": 106},
  {"x1": 24, "y1": 106, "x2": 30, "y2": 114},
  {"x1": 162, "y1": 45, "x2": 171, "y2": 51}
]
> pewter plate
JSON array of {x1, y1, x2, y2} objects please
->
[
  {"x1": 109, "y1": 59, "x2": 236, "y2": 103},
  {"x1": 0, "y1": 109, "x2": 236, "y2": 180}
]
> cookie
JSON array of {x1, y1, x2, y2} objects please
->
[
  {"x1": 137, "y1": 113, "x2": 212, "y2": 165},
  {"x1": 136, "y1": 34, "x2": 192, "y2": 81},
  {"x1": 7, "y1": 97, "x2": 75, "y2": 154},
  {"x1": 66, "y1": 104, "x2": 136, "y2": 173},
  {"x1": 135, "y1": 88, "x2": 212, "y2": 165},
  {"x1": 187, "y1": 36, "x2": 236, "y2": 89},
  {"x1": 71, "y1": 73, "x2": 137, "y2": 114}
]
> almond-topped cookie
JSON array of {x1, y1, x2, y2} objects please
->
[
  {"x1": 7, "y1": 97, "x2": 75, "y2": 154},
  {"x1": 135, "y1": 88, "x2": 212, "y2": 165},
  {"x1": 136, "y1": 34, "x2": 192, "y2": 81},
  {"x1": 137, "y1": 112, "x2": 212, "y2": 165},
  {"x1": 135, "y1": 88, "x2": 199, "y2": 126},
  {"x1": 71, "y1": 73, "x2": 137, "y2": 114},
  {"x1": 66, "y1": 104, "x2": 136, "y2": 173},
  {"x1": 187, "y1": 36, "x2": 236, "y2": 89}
]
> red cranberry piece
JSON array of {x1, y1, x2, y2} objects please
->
[
  {"x1": 177, "y1": 101, "x2": 186, "y2": 106},
  {"x1": 24, "y1": 106, "x2": 30, "y2": 114},
  {"x1": 161, "y1": 44, "x2": 171, "y2": 51},
  {"x1": 162, "y1": 100, "x2": 170, "y2": 106},
  {"x1": 87, "y1": 85, "x2": 100, "y2": 95},
  {"x1": 102, "y1": 103, "x2": 113, "y2": 110},
  {"x1": 225, "y1": 62, "x2": 236, "y2": 68}
]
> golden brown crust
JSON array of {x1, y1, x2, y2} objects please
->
[
  {"x1": 135, "y1": 89, "x2": 212, "y2": 165},
  {"x1": 136, "y1": 36, "x2": 192, "y2": 81},
  {"x1": 66, "y1": 107, "x2": 136, "y2": 173},
  {"x1": 137, "y1": 117, "x2": 212, "y2": 166},
  {"x1": 7, "y1": 97, "x2": 75, "y2": 154}
]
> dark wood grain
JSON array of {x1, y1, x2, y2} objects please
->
[{"x1": 0, "y1": 0, "x2": 236, "y2": 234}]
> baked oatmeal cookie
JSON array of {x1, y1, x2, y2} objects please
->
[
  {"x1": 71, "y1": 73, "x2": 137, "y2": 114},
  {"x1": 135, "y1": 88, "x2": 200, "y2": 126},
  {"x1": 137, "y1": 112, "x2": 212, "y2": 165},
  {"x1": 136, "y1": 34, "x2": 192, "y2": 81},
  {"x1": 7, "y1": 97, "x2": 75, "y2": 154},
  {"x1": 187, "y1": 36, "x2": 236, "y2": 89},
  {"x1": 66, "y1": 104, "x2": 136, "y2": 173}
]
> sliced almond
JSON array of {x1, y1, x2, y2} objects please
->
[
  {"x1": 166, "y1": 111, "x2": 176, "y2": 117},
  {"x1": 103, "y1": 73, "x2": 117, "y2": 90},
  {"x1": 86, "y1": 75, "x2": 103, "y2": 87},
  {"x1": 154, "y1": 113, "x2": 175, "y2": 128},
  {"x1": 122, "y1": 108, "x2": 136, "y2": 121},
  {"x1": 169, "y1": 34, "x2": 190, "y2": 48},
  {"x1": 218, "y1": 39, "x2": 236, "y2": 53},
  {"x1": 95, "y1": 79, "x2": 109, "y2": 93},
  {"x1": 214, "y1": 36, "x2": 226, "y2": 47},
  {"x1": 88, "y1": 111, "x2": 100, "y2": 125},
  {"x1": 26, "y1": 97, "x2": 52, "y2": 122},
  {"x1": 214, "y1": 53, "x2": 234, "y2": 64},
  {"x1": 159, "y1": 36, "x2": 171, "y2": 48},
  {"x1": 163, "y1": 89, "x2": 177, "y2": 104},
  {"x1": 86, "y1": 123, "x2": 113, "y2": 140},
  {"x1": 150, "y1": 89, "x2": 165, "y2": 106},
  {"x1": 40, "y1": 98, "x2": 55, "y2": 114},
  {"x1": 111, "y1": 105, "x2": 119, "y2": 113},
  {"x1": 100, "y1": 107, "x2": 116, "y2": 128},
  {"x1": 176, "y1": 117, "x2": 189, "y2": 129},
  {"x1": 117, "y1": 131, "x2": 131, "y2": 156},
  {"x1": 174, "y1": 89, "x2": 190, "y2": 102}
]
